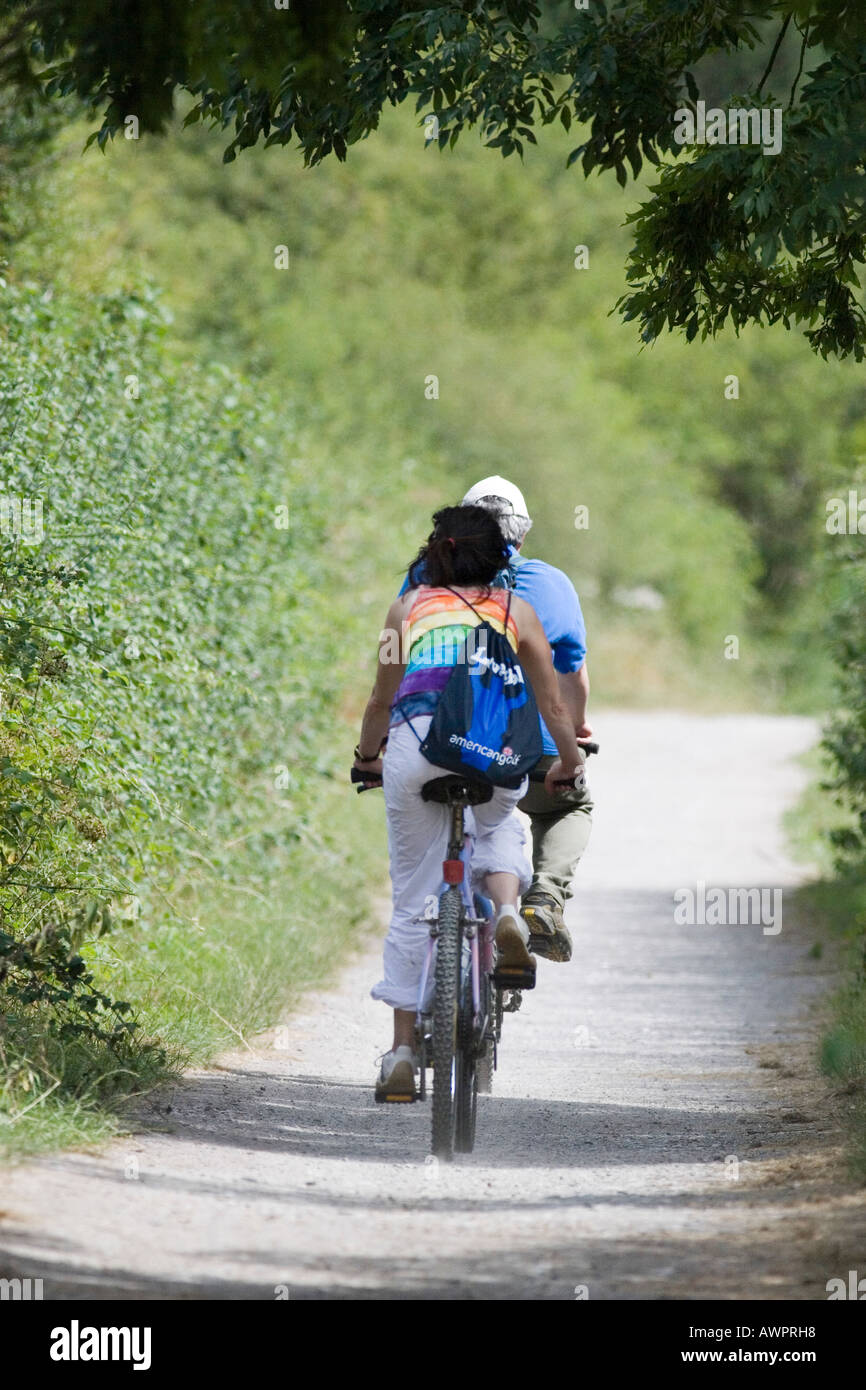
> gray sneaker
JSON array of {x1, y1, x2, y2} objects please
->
[
  {"x1": 523, "y1": 893, "x2": 573, "y2": 963},
  {"x1": 375, "y1": 1045, "x2": 418, "y2": 1103}
]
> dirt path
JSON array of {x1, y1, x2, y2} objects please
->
[{"x1": 3, "y1": 711, "x2": 865, "y2": 1300}]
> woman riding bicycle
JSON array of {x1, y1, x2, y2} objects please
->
[{"x1": 353, "y1": 505, "x2": 584, "y2": 1101}]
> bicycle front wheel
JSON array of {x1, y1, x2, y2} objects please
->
[{"x1": 431, "y1": 885, "x2": 462, "y2": 1161}]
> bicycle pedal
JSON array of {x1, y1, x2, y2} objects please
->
[
  {"x1": 375, "y1": 1090, "x2": 417, "y2": 1104},
  {"x1": 492, "y1": 966, "x2": 536, "y2": 990}
]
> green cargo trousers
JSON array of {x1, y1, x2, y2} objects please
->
[{"x1": 517, "y1": 753, "x2": 593, "y2": 907}]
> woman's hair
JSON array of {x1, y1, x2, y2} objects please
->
[{"x1": 409, "y1": 504, "x2": 509, "y2": 589}]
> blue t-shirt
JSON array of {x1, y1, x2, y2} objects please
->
[{"x1": 400, "y1": 547, "x2": 587, "y2": 755}]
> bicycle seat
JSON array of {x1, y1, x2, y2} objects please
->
[{"x1": 421, "y1": 774, "x2": 493, "y2": 806}]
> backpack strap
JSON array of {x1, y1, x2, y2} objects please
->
[
  {"x1": 501, "y1": 585, "x2": 519, "y2": 652},
  {"x1": 393, "y1": 698, "x2": 423, "y2": 744},
  {"x1": 441, "y1": 583, "x2": 515, "y2": 643},
  {"x1": 496, "y1": 551, "x2": 525, "y2": 590}
]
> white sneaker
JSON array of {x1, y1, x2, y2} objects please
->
[{"x1": 375, "y1": 1045, "x2": 418, "y2": 1103}]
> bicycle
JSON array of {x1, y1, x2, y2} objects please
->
[{"x1": 352, "y1": 741, "x2": 598, "y2": 1161}]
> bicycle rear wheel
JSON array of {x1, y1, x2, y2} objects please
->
[
  {"x1": 431, "y1": 885, "x2": 462, "y2": 1160},
  {"x1": 455, "y1": 954, "x2": 478, "y2": 1151}
]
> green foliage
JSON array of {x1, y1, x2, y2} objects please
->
[
  {"x1": 0, "y1": 274, "x2": 335, "y2": 1057},
  {"x1": 2, "y1": 39, "x2": 866, "y2": 1154},
  {"x1": 618, "y1": 70, "x2": 866, "y2": 360},
  {"x1": 0, "y1": 101, "x2": 426, "y2": 1153},
  {"x1": 823, "y1": 519, "x2": 866, "y2": 871},
  {"x1": 8, "y1": 2, "x2": 866, "y2": 356},
  {"x1": 41, "y1": 95, "x2": 866, "y2": 708},
  {"x1": 820, "y1": 940, "x2": 866, "y2": 1178}
]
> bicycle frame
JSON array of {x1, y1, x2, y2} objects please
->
[{"x1": 414, "y1": 798, "x2": 497, "y2": 1119}]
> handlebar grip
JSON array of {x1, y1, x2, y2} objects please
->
[
  {"x1": 351, "y1": 766, "x2": 383, "y2": 793},
  {"x1": 528, "y1": 770, "x2": 581, "y2": 786},
  {"x1": 527, "y1": 741, "x2": 599, "y2": 786}
]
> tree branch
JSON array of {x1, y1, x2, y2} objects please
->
[
  {"x1": 788, "y1": 23, "x2": 808, "y2": 109},
  {"x1": 756, "y1": 15, "x2": 792, "y2": 98}
]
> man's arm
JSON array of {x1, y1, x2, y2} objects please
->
[
  {"x1": 511, "y1": 597, "x2": 582, "y2": 790},
  {"x1": 514, "y1": 558, "x2": 587, "y2": 673},
  {"x1": 557, "y1": 662, "x2": 592, "y2": 739}
]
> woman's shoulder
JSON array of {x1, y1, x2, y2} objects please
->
[
  {"x1": 506, "y1": 590, "x2": 538, "y2": 627},
  {"x1": 387, "y1": 589, "x2": 416, "y2": 623}
]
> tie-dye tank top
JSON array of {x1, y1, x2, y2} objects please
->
[{"x1": 390, "y1": 585, "x2": 520, "y2": 729}]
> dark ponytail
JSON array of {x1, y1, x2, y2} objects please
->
[{"x1": 408, "y1": 504, "x2": 509, "y2": 589}]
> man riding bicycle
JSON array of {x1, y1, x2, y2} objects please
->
[{"x1": 401, "y1": 476, "x2": 593, "y2": 964}]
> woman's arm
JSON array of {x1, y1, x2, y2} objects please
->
[
  {"x1": 511, "y1": 596, "x2": 583, "y2": 790},
  {"x1": 354, "y1": 595, "x2": 411, "y2": 768}
]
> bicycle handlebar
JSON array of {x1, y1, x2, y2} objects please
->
[
  {"x1": 350, "y1": 742, "x2": 598, "y2": 793},
  {"x1": 351, "y1": 766, "x2": 384, "y2": 792},
  {"x1": 528, "y1": 740, "x2": 598, "y2": 788}
]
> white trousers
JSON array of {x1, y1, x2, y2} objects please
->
[{"x1": 371, "y1": 716, "x2": 532, "y2": 1011}]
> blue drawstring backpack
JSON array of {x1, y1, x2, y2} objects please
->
[{"x1": 401, "y1": 586, "x2": 543, "y2": 789}]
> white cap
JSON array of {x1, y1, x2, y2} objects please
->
[{"x1": 461, "y1": 475, "x2": 530, "y2": 520}]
